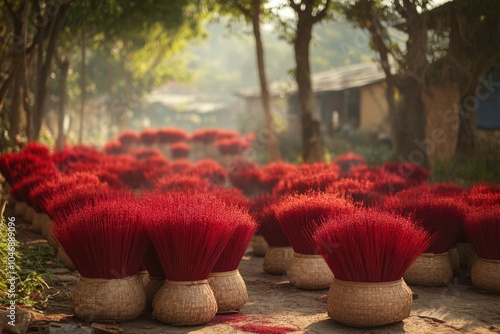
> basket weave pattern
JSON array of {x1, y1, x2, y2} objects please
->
[
  {"x1": 39, "y1": 213, "x2": 51, "y2": 238},
  {"x1": 209, "y1": 269, "x2": 248, "y2": 313},
  {"x1": 456, "y1": 242, "x2": 476, "y2": 271},
  {"x1": 287, "y1": 253, "x2": 334, "y2": 290},
  {"x1": 145, "y1": 277, "x2": 165, "y2": 306},
  {"x1": 137, "y1": 270, "x2": 149, "y2": 289},
  {"x1": 24, "y1": 206, "x2": 34, "y2": 223},
  {"x1": 31, "y1": 212, "x2": 44, "y2": 233},
  {"x1": 263, "y1": 247, "x2": 294, "y2": 275},
  {"x1": 72, "y1": 275, "x2": 146, "y2": 322},
  {"x1": 471, "y1": 258, "x2": 500, "y2": 293},
  {"x1": 327, "y1": 278, "x2": 412, "y2": 327},
  {"x1": 448, "y1": 247, "x2": 460, "y2": 274},
  {"x1": 403, "y1": 252, "x2": 453, "y2": 286},
  {"x1": 153, "y1": 280, "x2": 217, "y2": 326},
  {"x1": 14, "y1": 201, "x2": 27, "y2": 216},
  {"x1": 251, "y1": 235, "x2": 268, "y2": 257}
]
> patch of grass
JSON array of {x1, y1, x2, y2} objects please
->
[
  {"x1": 1, "y1": 216, "x2": 53, "y2": 311},
  {"x1": 431, "y1": 157, "x2": 500, "y2": 186}
]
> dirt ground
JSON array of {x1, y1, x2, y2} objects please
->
[{"x1": 3, "y1": 203, "x2": 500, "y2": 334}]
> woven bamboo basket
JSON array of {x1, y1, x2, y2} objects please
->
[
  {"x1": 14, "y1": 201, "x2": 27, "y2": 216},
  {"x1": 448, "y1": 247, "x2": 460, "y2": 274},
  {"x1": 137, "y1": 270, "x2": 149, "y2": 288},
  {"x1": 56, "y1": 247, "x2": 75, "y2": 270},
  {"x1": 31, "y1": 212, "x2": 45, "y2": 233},
  {"x1": 403, "y1": 252, "x2": 453, "y2": 286},
  {"x1": 287, "y1": 253, "x2": 334, "y2": 290},
  {"x1": 145, "y1": 277, "x2": 165, "y2": 306},
  {"x1": 471, "y1": 258, "x2": 500, "y2": 293},
  {"x1": 153, "y1": 279, "x2": 217, "y2": 326},
  {"x1": 39, "y1": 214, "x2": 51, "y2": 238},
  {"x1": 251, "y1": 235, "x2": 268, "y2": 257},
  {"x1": 46, "y1": 222, "x2": 59, "y2": 250},
  {"x1": 263, "y1": 246, "x2": 294, "y2": 275},
  {"x1": 209, "y1": 269, "x2": 248, "y2": 313},
  {"x1": 327, "y1": 278, "x2": 412, "y2": 327},
  {"x1": 31, "y1": 211, "x2": 42, "y2": 233},
  {"x1": 24, "y1": 205, "x2": 34, "y2": 222},
  {"x1": 72, "y1": 275, "x2": 146, "y2": 322},
  {"x1": 456, "y1": 242, "x2": 476, "y2": 270}
]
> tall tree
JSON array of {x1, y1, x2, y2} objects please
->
[
  {"x1": 446, "y1": 0, "x2": 500, "y2": 158},
  {"x1": 78, "y1": 29, "x2": 86, "y2": 144},
  {"x1": 32, "y1": 1, "x2": 70, "y2": 140},
  {"x1": 0, "y1": 0, "x2": 205, "y2": 146},
  {"x1": 342, "y1": 0, "x2": 500, "y2": 166},
  {"x1": 288, "y1": 0, "x2": 332, "y2": 163},
  {"x1": 54, "y1": 50, "x2": 69, "y2": 151},
  {"x1": 340, "y1": 0, "x2": 431, "y2": 167},
  {"x1": 216, "y1": 0, "x2": 281, "y2": 162}
]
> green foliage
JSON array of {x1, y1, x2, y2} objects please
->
[
  {"x1": 431, "y1": 157, "x2": 500, "y2": 187},
  {"x1": 0, "y1": 218, "x2": 53, "y2": 310},
  {"x1": 186, "y1": 19, "x2": 374, "y2": 97}
]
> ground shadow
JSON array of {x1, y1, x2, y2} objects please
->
[{"x1": 305, "y1": 318, "x2": 406, "y2": 334}]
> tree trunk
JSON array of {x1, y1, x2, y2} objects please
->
[
  {"x1": 294, "y1": 16, "x2": 324, "y2": 162},
  {"x1": 32, "y1": 4, "x2": 69, "y2": 141},
  {"x1": 56, "y1": 59, "x2": 69, "y2": 151},
  {"x1": 448, "y1": 5, "x2": 480, "y2": 158},
  {"x1": 107, "y1": 64, "x2": 115, "y2": 141},
  {"x1": 455, "y1": 88, "x2": 478, "y2": 157},
  {"x1": 5, "y1": 1, "x2": 28, "y2": 143},
  {"x1": 9, "y1": 69, "x2": 24, "y2": 142},
  {"x1": 363, "y1": 11, "x2": 400, "y2": 155},
  {"x1": 78, "y1": 29, "x2": 86, "y2": 144},
  {"x1": 251, "y1": 0, "x2": 281, "y2": 162},
  {"x1": 0, "y1": 65, "x2": 19, "y2": 111},
  {"x1": 396, "y1": 78, "x2": 427, "y2": 166}
]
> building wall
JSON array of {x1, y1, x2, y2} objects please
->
[
  {"x1": 359, "y1": 82, "x2": 389, "y2": 133},
  {"x1": 421, "y1": 83, "x2": 460, "y2": 165}
]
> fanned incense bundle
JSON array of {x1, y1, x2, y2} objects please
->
[
  {"x1": 260, "y1": 162, "x2": 297, "y2": 193},
  {"x1": 228, "y1": 159, "x2": 264, "y2": 197},
  {"x1": 215, "y1": 138, "x2": 250, "y2": 156},
  {"x1": 155, "y1": 175, "x2": 211, "y2": 192},
  {"x1": 190, "y1": 159, "x2": 227, "y2": 186},
  {"x1": 274, "y1": 192, "x2": 355, "y2": 289},
  {"x1": 104, "y1": 140, "x2": 125, "y2": 155},
  {"x1": 314, "y1": 210, "x2": 432, "y2": 283},
  {"x1": 250, "y1": 196, "x2": 293, "y2": 274},
  {"x1": 145, "y1": 192, "x2": 237, "y2": 325},
  {"x1": 210, "y1": 212, "x2": 257, "y2": 313},
  {"x1": 332, "y1": 152, "x2": 366, "y2": 173},
  {"x1": 118, "y1": 131, "x2": 140, "y2": 148},
  {"x1": 273, "y1": 164, "x2": 340, "y2": 196},
  {"x1": 157, "y1": 128, "x2": 189, "y2": 144},
  {"x1": 142, "y1": 244, "x2": 167, "y2": 305},
  {"x1": 140, "y1": 129, "x2": 158, "y2": 146},
  {"x1": 313, "y1": 209, "x2": 432, "y2": 327},
  {"x1": 170, "y1": 142, "x2": 191, "y2": 159},
  {"x1": 327, "y1": 179, "x2": 382, "y2": 208},
  {"x1": 465, "y1": 205, "x2": 500, "y2": 293},
  {"x1": 386, "y1": 196, "x2": 465, "y2": 286},
  {"x1": 51, "y1": 195, "x2": 148, "y2": 322}
]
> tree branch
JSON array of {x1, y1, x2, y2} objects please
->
[
  {"x1": 0, "y1": 63, "x2": 19, "y2": 104},
  {"x1": 312, "y1": 0, "x2": 331, "y2": 23},
  {"x1": 232, "y1": 0, "x2": 252, "y2": 18},
  {"x1": 394, "y1": 0, "x2": 407, "y2": 20},
  {"x1": 289, "y1": 0, "x2": 301, "y2": 13},
  {"x1": 2, "y1": 0, "x2": 16, "y2": 18}
]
